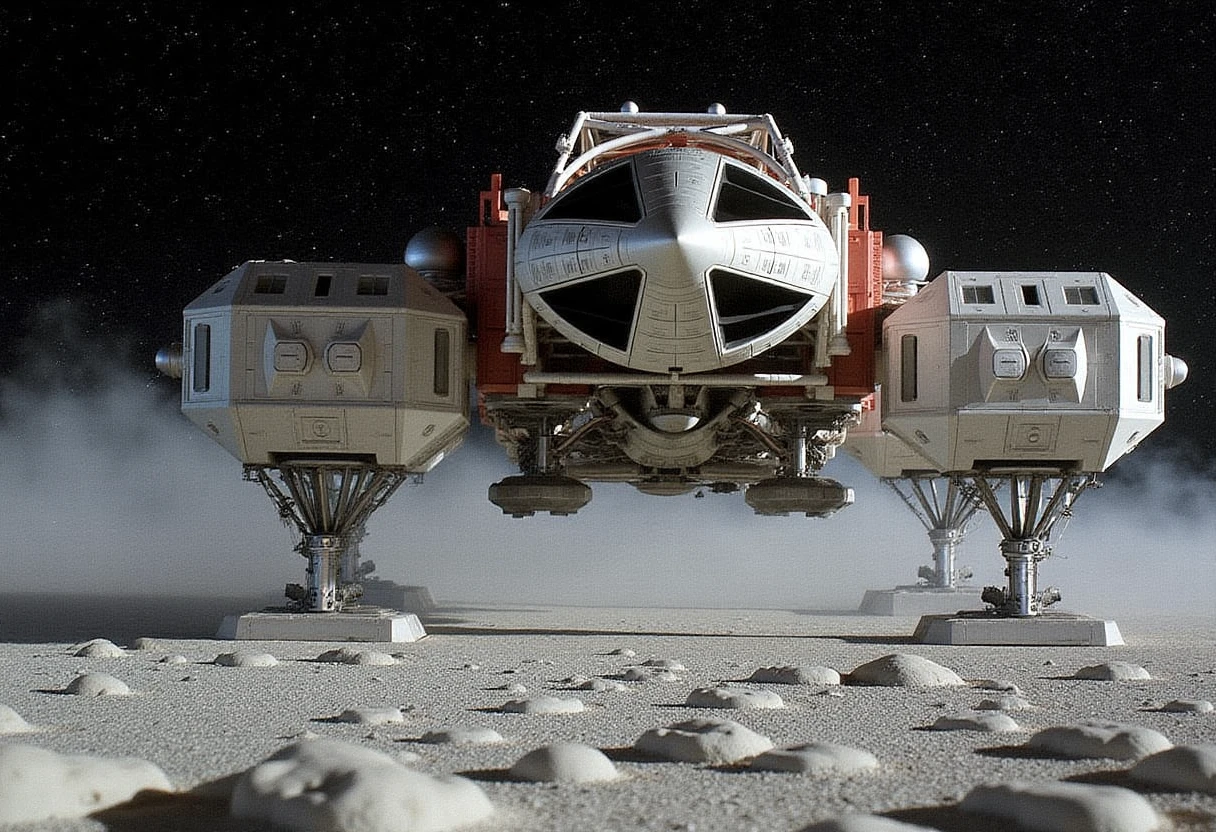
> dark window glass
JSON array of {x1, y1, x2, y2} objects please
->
[
  {"x1": 255, "y1": 274, "x2": 287, "y2": 294},
  {"x1": 433, "y1": 328, "x2": 450, "y2": 397},
  {"x1": 541, "y1": 162, "x2": 642, "y2": 223},
  {"x1": 961, "y1": 285, "x2": 995, "y2": 304},
  {"x1": 709, "y1": 268, "x2": 813, "y2": 347},
  {"x1": 713, "y1": 163, "x2": 809, "y2": 222},
  {"x1": 1065, "y1": 285, "x2": 1100, "y2": 305},
  {"x1": 1137, "y1": 334, "x2": 1154, "y2": 402},
  {"x1": 540, "y1": 269, "x2": 643, "y2": 352},
  {"x1": 192, "y1": 323, "x2": 211, "y2": 393},
  {"x1": 900, "y1": 334, "x2": 918, "y2": 402},
  {"x1": 1021, "y1": 285, "x2": 1041, "y2": 305},
  {"x1": 357, "y1": 275, "x2": 389, "y2": 295},
  {"x1": 314, "y1": 274, "x2": 332, "y2": 297}
]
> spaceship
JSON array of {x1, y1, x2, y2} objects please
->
[{"x1": 158, "y1": 103, "x2": 1187, "y2": 638}]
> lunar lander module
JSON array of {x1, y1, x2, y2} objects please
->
[{"x1": 158, "y1": 104, "x2": 1186, "y2": 642}]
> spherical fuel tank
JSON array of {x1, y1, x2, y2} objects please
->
[{"x1": 515, "y1": 147, "x2": 839, "y2": 374}]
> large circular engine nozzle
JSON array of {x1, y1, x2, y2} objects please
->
[{"x1": 155, "y1": 343, "x2": 183, "y2": 378}]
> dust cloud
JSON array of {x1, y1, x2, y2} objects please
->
[{"x1": 1, "y1": 312, "x2": 1210, "y2": 615}]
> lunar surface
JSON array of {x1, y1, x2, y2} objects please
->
[{"x1": 0, "y1": 603, "x2": 1213, "y2": 830}]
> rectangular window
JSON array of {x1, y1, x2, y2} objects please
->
[
  {"x1": 357, "y1": 275, "x2": 389, "y2": 295},
  {"x1": 433, "y1": 328, "x2": 451, "y2": 397},
  {"x1": 255, "y1": 274, "x2": 287, "y2": 294},
  {"x1": 900, "y1": 334, "x2": 918, "y2": 402},
  {"x1": 192, "y1": 323, "x2": 211, "y2": 393},
  {"x1": 1065, "y1": 285, "x2": 1100, "y2": 305},
  {"x1": 961, "y1": 285, "x2": 995, "y2": 304},
  {"x1": 1021, "y1": 285, "x2": 1041, "y2": 305},
  {"x1": 314, "y1": 274, "x2": 332, "y2": 297},
  {"x1": 1137, "y1": 335, "x2": 1154, "y2": 402}
]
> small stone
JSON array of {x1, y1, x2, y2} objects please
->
[
  {"x1": 500, "y1": 696, "x2": 584, "y2": 714},
  {"x1": 929, "y1": 712, "x2": 1020, "y2": 732},
  {"x1": 749, "y1": 742, "x2": 878, "y2": 774},
  {"x1": 685, "y1": 686, "x2": 784, "y2": 710},
  {"x1": 608, "y1": 648, "x2": 637, "y2": 657},
  {"x1": 1027, "y1": 721, "x2": 1173, "y2": 760},
  {"x1": 0, "y1": 705, "x2": 34, "y2": 734},
  {"x1": 641, "y1": 658, "x2": 686, "y2": 671},
  {"x1": 972, "y1": 679, "x2": 1023, "y2": 695},
  {"x1": 65, "y1": 672, "x2": 131, "y2": 696},
  {"x1": 1129, "y1": 744, "x2": 1216, "y2": 794},
  {"x1": 634, "y1": 718, "x2": 773, "y2": 764},
  {"x1": 129, "y1": 637, "x2": 160, "y2": 651},
  {"x1": 419, "y1": 727, "x2": 505, "y2": 746},
  {"x1": 802, "y1": 817, "x2": 940, "y2": 832},
  {"x1": 73, "y1": 639, "x2": 126, "y2": 658},
  {"x1": 847, "y1": 654, "x2": 965, "y2": 687},
  {"x1": 573, "y1": 678, "x2": 627, "y2": 692},
  {"x1": 1159, "y1": 699, "x2": 1213, "y2": 713},
  {"x1": 337, "y1": 707, "x2": 406, "y2": 725},
  {"x1": 961, "y1": 780, "x2": 1165, "y2": 832},
  {"x1": 159, "y1": 655, "x2": 189, "y2": 665},
  {"x1": 623, "y1": 667, "x2": 680, "y2": 682},
  {"x1": 747, "y1": 665, "x2": 841, "y2": 686},
  {"x1": 231, "y1": 739, "x2": 493, "y2": 830},
  {"x1": 509, "y1": 743, "x2": 618, "y2": 783},
  {"x1": 976, "y1": 694, "x2": 1034, "y2": 712},
  {"x1": 214, "y1": 652, "x2": 278, "y2": 668},
  {"x1": 0, "y1": 744, "x2": 172, "y2": 824},
  {"x1": 1072, "y1": 661, "x2": 1152, "y2": 681}
]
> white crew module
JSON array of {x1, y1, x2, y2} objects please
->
[
  {"x1": 181, "y1": 261, "x2": 468, "y2": 470},
  {"x1": 882, "y1": 271, "x2": 1185, "y2": 474},
  {"x1": 173, "y1": 261, "x2": 469, "y2": 631}
]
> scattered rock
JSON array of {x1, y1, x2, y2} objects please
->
[
  {"x1": 509, "y1": 743, "x2": 619, "y2": 783},
  {"x1": 747, "y1": 665, "x2": 841, "y2": 686},
  {"x1": 317, "y1": 648, "x2": 397, "y2": 666},
  {"x1": 749, "y1": 742, "x2": 878, "y2": 774},
  {"x1": 971, "y1": 679, "x2": 1023, "y2": 695},
  {"x1": 801, "y1": 815, "x2": 940, "y2": 831},
  {"x1": 0, "y1": 743, "x2": 172, "y2": 824},
  {"x1": 608, "y1": 648, "x2": 637, "y2": 657},
  {"x1": 1158, "y1": 699, "x2": 1213, "y2": 714},
  {"x1": 214, "y1": 652, "x2": 278, "y2": 668},
  {"x1": 129, "y1": 637, "x2": 160, "y2": 651},
  {"x1": 928, "y1": 712, "x2": 1020, "y2": 732},
  {"x1": 159, "y1": 655, "x2": 189, "y2": 665},
  {"x1": 572, "y1": 678, "x2": 627, "y2": 692},
  {"x1": 623, "y1": 667, "x2": 681, "y2": 682},
  {"x1": 976, "y1": 694, "x2": 1034, "y2": 712},
  {"x1": 1130, "y1": 744, "x2": 1216, "y2": 794},
  {"x1": 419, "y1": 727, "x2": 505, "y2": 746},
  {"x1": 847, "y1": 654, "x2": 965, "y2": 687},
  {"x1": 640, "y1": 658, "x2": 686, "y2": 671},
  {"x1": 634, "y1": 718, "x2": 774, "y2": 764},
  {"x1": 1072, "y1": 661, "x2": 1152, "y2": 681},
  {"x1": 231, "y1": 738, "x2": 493, "y2": 832},
  {"x1": 65, "y1": 672, "x2": 131, "y2": 696},
  {"x1": 960, "y1": 780, "x2": 1165, "y2": 832},
  {"x1": 1027, "y1": 721, "x2": 1173, "y2": 760},
  {"x1": 337, "y1": 707, "x2": 406, "y2": 726},
  {"x1": 500, "y1": 696, "x2": 584, "y2": 714},
  {"x1": 73, "y1": 638, "x2": 126, "y2": 658},
  {"x1": 0, "y1": 705, "x2": 34, "y2": 734},
  {"x1": 685, "y1": 686, "x2": 784, "y2": 710}
]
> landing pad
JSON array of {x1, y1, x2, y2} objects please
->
[
  {"x1": 913, "y1": 612, "x2": 1124, "y2": 646},
  {"x1": 857, "y1": 586, "x2": 984, "y2": 616},
  {"x1": 216, "y1": 606, "x2": 426, "y2": 642}
]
